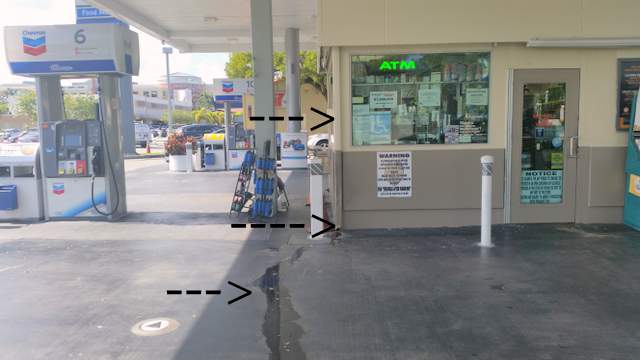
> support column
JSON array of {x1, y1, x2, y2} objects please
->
[
  {"x1": 285, "y1": 27, "x2": 301, "y2": 133},
  {"x1": 250, "y1": 0, "x2": 276, "y2": 159},
  {"x1": 119, "y1": 75, "x2": 136, "y2": 155},
  {"x1": 98, "y1": 74, "x2": 127, "y2": 220},
  {"x1": 35, "y1": 75, "x2": 64, "y2": 220}
]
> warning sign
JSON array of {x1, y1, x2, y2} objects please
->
[
  {"x1": 377, "y1": 151, "x2": 412, "y2": 198},
  {"x1": 520, "y1": 170, "x2": 563, "y2": 204}
]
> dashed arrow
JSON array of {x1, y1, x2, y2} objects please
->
[
  {"x1": 309, "y1": 108, "x2": 334, "y2": 131},
  {"x1": 227, "y1": 281, "x2": 252, "y2": 305},
  {"x1": 311, "y1": 215, "x2": 336, "y2": 238}
]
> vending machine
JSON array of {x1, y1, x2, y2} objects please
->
[{"x1": 624, "y1": 95, "x2": 640, "y2": 230}]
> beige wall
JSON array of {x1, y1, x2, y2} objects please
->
[
  {"x1": 243, "y1": 83, "x2": 327, "y2": 134},
  {"x1": 319, "y1": 0, "x2": 640, "y2": 47},
  {"x1": 0, "y1": 115, "x2": 32, "y2": 129}
]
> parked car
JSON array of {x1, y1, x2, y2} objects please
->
[
  {"x1": 12, "y1": 129, "x2": 39, "y2": 143},
  {"x1": 307, "y1": 133, "x2": 329, "y2": 149},
  {"x1": 176, "y1": 124, "x2": 220, "y2": 139},
  {"x1": 135, "y1": 123, "x2": 152, "y2": 147},
  {"x1": 1, "y1": 128, "x2": 22, "y2": 142}
]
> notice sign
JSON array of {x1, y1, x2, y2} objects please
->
[
  {"x1": 520, "y1": 170, "x2": 563, "y2": 204},
  {"x1": 377, "y1": 151, "x2": 412, "y2": 198},
  {"x1": 369, "y1": 91, "x2": 398, "y2": 110}
]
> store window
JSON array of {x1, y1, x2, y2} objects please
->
[{"x1": 351, "y1": 52, "x2": 490, "y2": 145}]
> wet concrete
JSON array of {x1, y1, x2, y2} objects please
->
[{"x1": 2, "y1": 158, "x2": 640, "y2": 359}]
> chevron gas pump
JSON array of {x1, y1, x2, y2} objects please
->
[
  {"x1": 624, "y1": 95, "x2": 640, "y2": 230},
  {"x1": 4, "y1": 24, "x2": 139, "y2": 220}
]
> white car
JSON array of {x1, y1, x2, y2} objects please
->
[
  {"x1": 134, "y1": 123, "x2": 152, "y2": 147},
  {"x1": 307, "y1": 133, "x2": 329, "y2": 149}
]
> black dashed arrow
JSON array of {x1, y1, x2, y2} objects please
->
[
  {"x1": 227, "y1": 281, "x2": 252, "y2": 305},
  {"x1": 311, "y1": 215, "x2": 336, "y2": 238}
]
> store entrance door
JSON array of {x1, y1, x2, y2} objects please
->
[{"x1": 510, "y1": 69, "x2": 580, "y2": 223}]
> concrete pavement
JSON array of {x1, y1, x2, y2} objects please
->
[{"x1": 1, "y1": 158, "x2": 640, "y2": 359}]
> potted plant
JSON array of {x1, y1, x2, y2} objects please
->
[{"x1": 165, "y1": 134, "x2": 196, "y2": 172}]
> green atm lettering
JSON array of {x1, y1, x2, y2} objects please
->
[{"x1": 379, "y1": 60, "x2": 416, "y2": 71}]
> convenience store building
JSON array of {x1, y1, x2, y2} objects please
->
[{"x1": 89, "y1": 0, "x2": 640, "y2": 229}]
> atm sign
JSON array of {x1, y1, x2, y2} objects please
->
[{"x1": 379, "y1": 60, "x2": 416, "y2": 71}]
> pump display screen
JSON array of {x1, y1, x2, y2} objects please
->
[{"x1": 64, "y1": 134, "x2": 82, "y2": 147}]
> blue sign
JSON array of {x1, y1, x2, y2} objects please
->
[
  {"x1": 9, "y1": 60, "x2": 117, "y2": 75},
  {"x1": 75, "y1": 2, "x2": 127, "y2": 26},
  {"x1": 213, "y1": 95, "x2": 243, "y2": 110}
]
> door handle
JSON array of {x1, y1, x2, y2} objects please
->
[{"x1": 567, "y1": 136, "x2": 578, "y2": 158}]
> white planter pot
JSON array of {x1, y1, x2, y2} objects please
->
[{"x1": 169, "y1": 154, "x2": 189, "y2": 172}]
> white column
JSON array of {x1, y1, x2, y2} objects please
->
[
  {"x1": 285, "y1": 27, "x2": 301, "y2": 133},
  {"x1": 224, "y1": 101, "x2": 232, "y2": 170},
  {"x1": 250, "y1": 0, "x2": 276, "y2": 159}
]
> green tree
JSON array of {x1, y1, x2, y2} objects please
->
[
  {"x1": 0, "y1": 90, "x2": 9, "y2": 115},
  {"x1": 161, "y1": 109, "x2": 194, "y2": 124},
  {"x1": 15, "y1": 90, "x2": 37, "y2": 125},
  {"x1": 197, "y1": 93, "x2": 215, "y2": 110},
  {"x1": 64, "y1": 95, "x2": 97, "y2": 120},
  {"x1": 225, "y1": 51, "x2": 326, "y2": 97},
  {"x1": 193, "y1": 108, "x2": 224, "y2": 125}
]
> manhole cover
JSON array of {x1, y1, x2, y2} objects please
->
[{"x1": 131, "y1": 318, "x2": 179, "y2": 336}]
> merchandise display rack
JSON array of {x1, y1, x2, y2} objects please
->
[
  {"x1": 251, "y1": 140, "x2": 277, "y2": 219},
  {"x1": 230, "y1": 150, "x2": 256, "y2": 215}
]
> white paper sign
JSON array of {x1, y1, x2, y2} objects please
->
[
  {"x1": 377, "y1": 151, "x2": 412, "y2": 198},
  {"x1": 369, "y1": 91, "x2": 398, "y2": 110},
  {"x1": 418, "y1": 87, "x2": 441, "y2": 107},
  {"x1": 466, "y1": 88, "x2": 489, "y2": 106}
]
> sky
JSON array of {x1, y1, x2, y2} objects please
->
[{"x1": 0, "y1": 0, "x2": 230, "y2": 85}]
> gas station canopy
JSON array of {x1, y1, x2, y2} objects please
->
[{"x1": 86, "y1": 0, "x2": 318, "y2": 52}]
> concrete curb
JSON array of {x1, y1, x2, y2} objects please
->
[{"x1": 124, "y1": 154, "x2": 165, "y2": 160}]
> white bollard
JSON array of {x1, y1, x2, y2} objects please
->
[
  {"x1": 309, "y1": 159, "x2": 324, "y2": 237},
  {"x1": 480, "y1": 155, "x2": 494, "y2": 248}
]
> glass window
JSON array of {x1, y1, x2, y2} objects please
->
[
  {"x1": 13, "y1": 166, "x2": 34, "y2": 178},
  {"x1": 520, "y1": 83, "x2": 566, "y2": 204},
  {"x1": 0, "y1": 166, "x2": 10, "y2": 177},
  {"x1": 351, "y1": 52, "x2": 490, "y2": 145}
]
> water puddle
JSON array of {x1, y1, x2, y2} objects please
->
[{"x1": 256, "y1": 264, "x2": 306, "y2": 360}]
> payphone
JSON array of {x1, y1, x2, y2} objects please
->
[
  {"x1": 624, "y1": 95, "x2": 640, "y2": 230},
  {"x1": 4, "y1": 23, "x2": 139, "y2": 220}
]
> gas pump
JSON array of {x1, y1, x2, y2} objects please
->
[{"x1": 4, "y1": 24, "x2": 139, "y2": 220}]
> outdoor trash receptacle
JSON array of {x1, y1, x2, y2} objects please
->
[
  {"x1": 0, "y1": 185, "x2": 18, "y2": 211},
  {"x1": 205, "y1": 153, "x2": 215, "y2": 166}
]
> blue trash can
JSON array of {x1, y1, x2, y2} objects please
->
[
  {"x1": 205, "y1": 153, "x2": 215, "y2": 166},
  {"x1": 0, "y1": 185, "x2": 18, "y2": 211}
]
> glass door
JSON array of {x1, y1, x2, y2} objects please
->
[{"x1": 510, "y1": 69, "x2": 580, "y2": 223}]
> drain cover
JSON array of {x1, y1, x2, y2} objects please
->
[{"x1": 131, "y1": 318, "x2": 179, "y2": 336}]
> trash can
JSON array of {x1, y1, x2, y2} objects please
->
[{"x1": 0, "y1": 185, "x2": 18, "y2": 211}]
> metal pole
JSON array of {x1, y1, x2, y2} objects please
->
[
  {"x1": 163, "y1": 47, "x2": 174, "y2": 134},
  {"x1": 224, "y1": 101, "x2": 231, "y2": 170},
  {"x1": 285, "y1": 27, "x2": 301, "y2": 133},
  {"x1": 480, "y1": 155, "x2": 494, "y2": 248}
]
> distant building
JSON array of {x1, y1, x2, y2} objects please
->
[
  {"x1": 132, "y1": 82, "x2": 193, "y2": 122},
  {"x1": 159, "y1": 72, "x2": 204, "y2": 108}
]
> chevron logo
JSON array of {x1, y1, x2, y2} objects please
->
[{"x1": 22, "y1": 30, "x2": 47, "y2": 56}]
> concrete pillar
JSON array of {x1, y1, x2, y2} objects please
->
[
  {"x1": 35, "y1": 75, "x2": 65, "y2": 123},
  {"x1": 224, "y1": 101, "x2": 232, "y2": 170},
  {"x1": 285, "y1": 27, "x2": 301, "y2": 133},
  {"x1": 97, "y1": 74, "x2": 127, "y2": 219},
  {"x1": 119, "y1": 75, "x2": 136, "y2": 155},
  {"x1": 250, "y1": 0, "x2": 276, "y2": 159}
]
